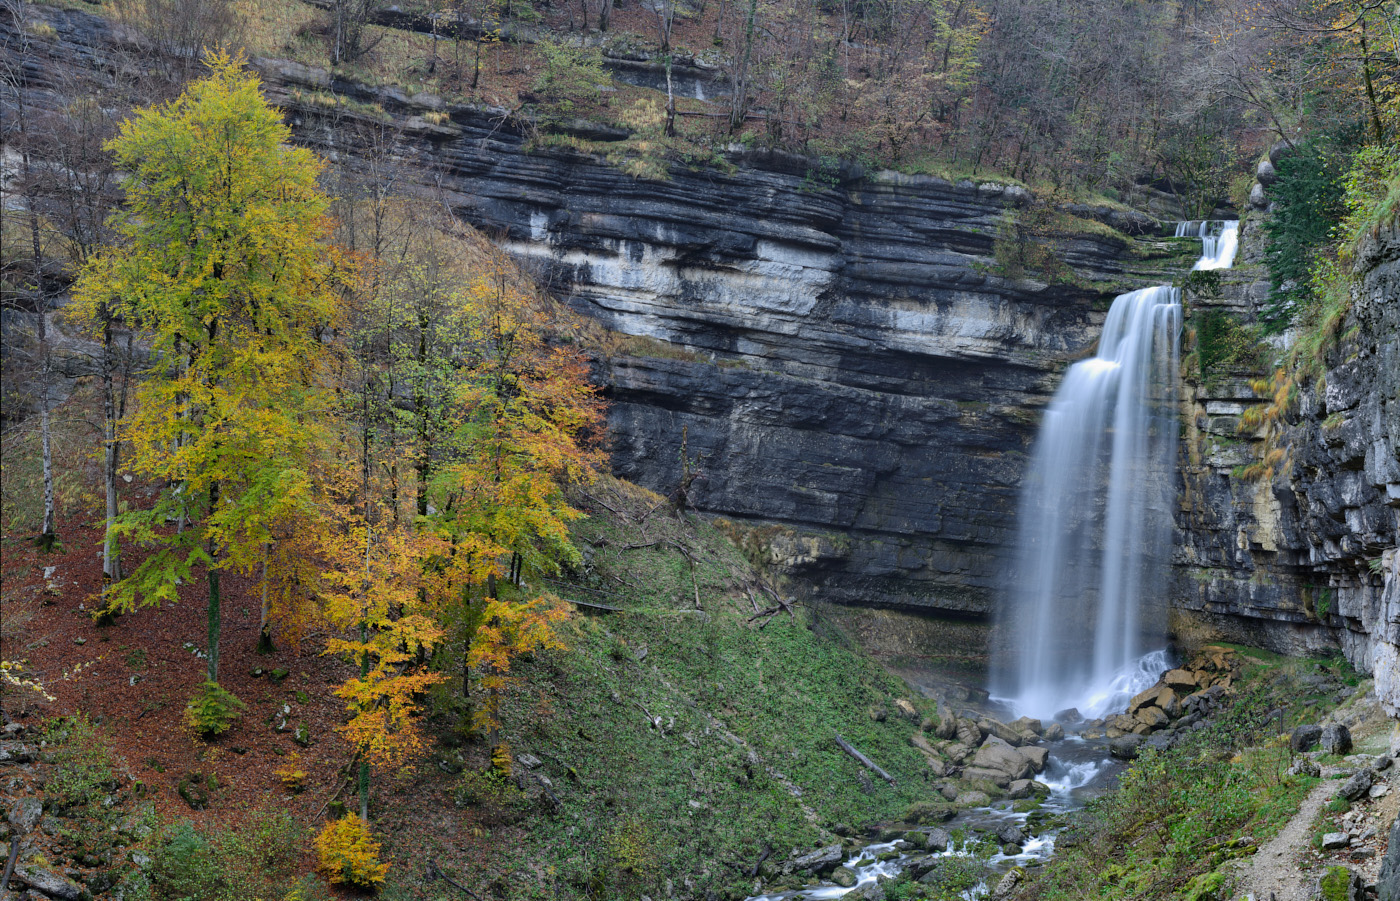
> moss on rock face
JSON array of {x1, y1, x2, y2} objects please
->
[{"x1": 1319, "y1": 866, "x2": 1363, "y2": 901}]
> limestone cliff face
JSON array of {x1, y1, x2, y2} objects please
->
[
  {"x1": 243, "y1": 51, "x2": 1176, "y2": 617},
  {"x1": 1176, "y1": 215, "x2": 1400, "y2": 712},
  {"x1": 0, "y1": 2, "x2": 1174, "y2": 625}
]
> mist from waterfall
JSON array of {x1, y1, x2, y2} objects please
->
[{"x1": 992, "y1": 221, "x2": 1240, "y2": 720}]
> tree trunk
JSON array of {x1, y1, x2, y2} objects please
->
[
  {"x1": 96, "y1": 313, "x2": 121, "y2": 625},
  {"x1": 664, "y1": 52, "x2": 676, "y2": 137},
  {"x1": 16, "y1": 81, "x2": 57, "y2": 550},
  {"x1": 207, "y1": 481, "x2": 221, "y2": 683},
  {"x1": 257, "y1": 546, "x2": 275, "y2": 654}
]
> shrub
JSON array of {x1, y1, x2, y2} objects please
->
[
  {"x1": 1262, "y1": 140, "x2": 1347, "y2": 332},
  {"x1": 1196, "y1": 310, "x2": 1264, "y2": 383},
  {"x1": 530, "y1": 40, "x2": 609, "y2": 129},
  {"x1": 43, "y1": 716, "x2": 120, "y2": 815},
  {"x1": 125, "y1": 809, "x2": 309, "y2": 901},
  {"x1": 314, "y1": 815, "x2": 390, "y2": 887},
  {"x1": 185, "y1": 680, "x2": 246, "y2": 736}
]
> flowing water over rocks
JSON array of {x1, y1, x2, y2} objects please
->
[{"x1": 992, "y1": 222, "x2": 1239, "y2": 721}]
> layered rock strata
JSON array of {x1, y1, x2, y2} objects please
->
[{"x1": 1176, "y1": 205, "x2": 1400, "y2": 712}]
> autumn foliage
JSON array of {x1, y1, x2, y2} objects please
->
[
  {"x1": 314, "y1": 814, "x2": 390, "y2": 887},
  {"x1": 62, "y1": 53, "x2": 605, "y2": 878}
]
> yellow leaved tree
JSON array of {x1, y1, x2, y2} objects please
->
[{"x1": 71, "y1": 52, "x2": 340, "y2": 711}]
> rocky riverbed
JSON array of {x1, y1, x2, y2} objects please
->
[{"x1": 746, "y1": 646, "x2": 1274, "y2": 900}]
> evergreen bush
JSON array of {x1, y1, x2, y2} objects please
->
[{"x1": 184, "y1": 680, "x2": 246, "y2": 736}]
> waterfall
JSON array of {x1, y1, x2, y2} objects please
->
[{"x1": 992, "y1": 221, "x2": 1240, "y2": 720}]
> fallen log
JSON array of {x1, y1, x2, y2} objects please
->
[
  {"x1": 834, "y1": 732, "x2": 896, "y2": 785},
  {"x1": 565, "y1": 598, "x2": 623, "y2": 613}
]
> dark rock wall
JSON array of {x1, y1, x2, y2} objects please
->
[
  {"x1": 245, "y1": 52, "x2": 1178, "y2": 617},
  {"x1": 1175, "y1": 212, "x2": 1400, "y2": 713}
]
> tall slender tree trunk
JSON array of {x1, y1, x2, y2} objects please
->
[
  {"x1": 15, "y1": 83, "x2": 57, "y2": 550},
  {"x1": 207, "y1": 480, "x2": 221, "y2": 683},
  {"x1": 257, "y1": 545, "x2": 275, "y2": 653},
  {"x1": 96, "y1": 313, "x2": 122, "y2": 625},
  {"x1": 729, "y1": 0, "x2": 758, "y2": 132},
  {"x1": 415, "y1": 317, "x2": 430, "y2": 517}
]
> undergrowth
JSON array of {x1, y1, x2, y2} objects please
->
[
  {"x1": 1018, "y1": 657, "x2": 1343, "y2": 901},
  {"x1": 458, "y1": 477, "x2": 942, "y2": 900}
]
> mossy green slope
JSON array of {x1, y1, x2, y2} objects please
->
[{"x1": 488, "y1": 479, "x2": 944, "y2": 900}]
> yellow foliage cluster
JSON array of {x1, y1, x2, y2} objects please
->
[{"x1": 313, "y1": 815, "x2": 390, "y2": 887}]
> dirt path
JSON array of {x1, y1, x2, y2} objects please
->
[{"x1": 1230, "y1": 778, "x2": 1340, "y2": 901}]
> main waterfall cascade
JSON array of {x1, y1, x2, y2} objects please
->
[{"x1": 993, "y1": 221, "x2": 1240, "y2": 720}]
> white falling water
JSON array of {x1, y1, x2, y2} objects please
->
[{"x1": 993, "y1": 221, "x2": 1239, "y2": 720}]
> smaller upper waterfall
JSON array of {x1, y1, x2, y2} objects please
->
[
  {"x1": 1177, "y1": 220, "x2": 1240, "y2": 271},
  {"x1": 992, "y1": 221, "x2": 1239, "y2": 720}
]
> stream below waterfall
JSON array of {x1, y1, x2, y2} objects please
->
[{"x1": 745, "y1": 679, "x2": 1135, "y2": 901}]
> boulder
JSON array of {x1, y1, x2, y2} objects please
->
[
  {"x1": 956, "y1": 720, "x2": 985, "y2": 748},
  {"x1": 13, "y1": 866, "x2": 83, "y2": 901},
  {"x1": 962, "y1": 766, "x2": 1014, "y2": 788},
  {"x1": 991, "y1": 868, "x2": 1024, "y2": 901},
  {"x1": 1289, "y1": 758, "x2": 1322, "y2": 778},
  {"x1": 979, "y1": 719, "x2": 1025, "y2": 747},
  {"x1": 895, "y1": 699, "x2": 918, "y2": 720},
  {"x1": 995, "y1": 823, "x2": 1026, "y2": 845},
  {"x1": 946, "y1": 743, "x2": 971, "y2": 764},
  {"x1": 972, "y1": 737, "x2": 1034, "y2": 781},
  {"x1": 1292, "y1": 725, "x2": 1323, "y2": 752},
  {"x1": 1130, "y1": 686, "x2": 1179, "y2": 714},
  {"x1": 937, "y1": 782, "x2": 960, "y2": 801},
  {"x1": 8, "y1": 797, "x2": 43, "y2": 833},
  {"x1": 793, "y1": 844, "x2": 845, "y2": 875},
  {"x1": 1322, "y1": 832, "x2": 1352, "y2": 850},
  {"x1": 1053, "y1": 707, "x2": 1082, "y2": 724},
  {"x1": 1043, "y1": 723, "x2": 1065, "y2": 741},
  {"x1": 1250, "y1": 182, "x2": 1268, "y2": 210},
  {"x1": 926, "y1": 828, "x2": 950, "y2": 852},
  {"x1": 831, "y1": 867, "x2": 857, "y2": 888},
  {"x1": 1315, "y1": 866, "x2": 1365, "y2": 901},
  {"x1": 910, "y1": 734, "x2": 940, "y2": 759},
  {"x1": 1009, "y1": 717, "x2": 1043, "y2": 736},
  {"x1": 1134, "y1": 706, "x2": 1169, "y2": 730},
  {"x1": 1017, "y1": 746, "x2": 1049, "y2": 773},
  {"x1": 1323, "y1": 725, "x2": 1354, "y2": 755},
  {"x1": 935, "y1": 715, "x2": 958, "y2": 740},
  {"x1": 908, "y1": 856, "x2": 943, "y2": 879},
  {"x1": 1109, "y1": 735, "x2": 1144, "y2": 760},
  {"x1": 1007, "y1": 779, "x2": 1034, "y2": 799},
  {"x1": 1257, "y1": 158, "x2": 1279, "y2": 186},
  {"x1": 926, "y1": 757, "x2": 949, "y2": 777},
  {"x1": 1163, "y1": 669, "x2": 1198, "y2": 692},
  {"x1": 1105, "y1": 714, "x2": 1137, "y2": 733},
  {"x1": 1340, "y1": 770, "x2": 1373, "y2": 802},
  {"x1": 955, "y1": 790, "x2": 991, "y2": 807}
]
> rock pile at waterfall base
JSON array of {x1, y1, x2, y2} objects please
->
[{"x1": 1077, "y1": 645, "x2": 1244, "y2": 753}]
